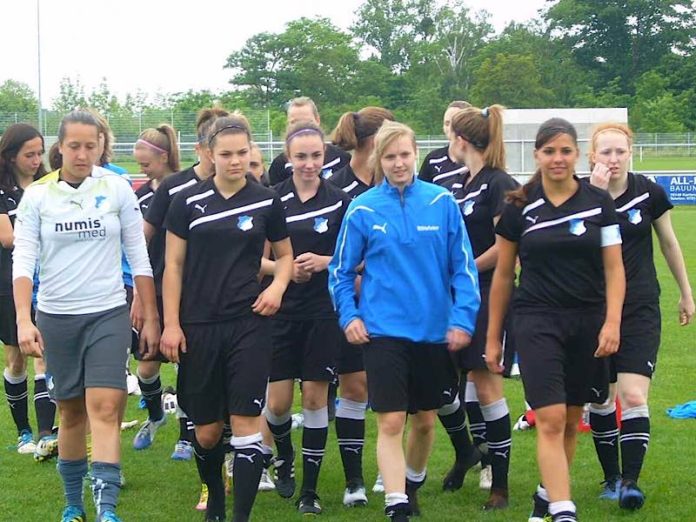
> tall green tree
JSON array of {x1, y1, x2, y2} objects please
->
[
  {"x1": 52, "y1": 77, "x2": 87, "y2": 113},
  {"x1": 0, "y1": 80, "x2": 38, "y2": 114}
]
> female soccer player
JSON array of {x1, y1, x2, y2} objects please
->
[
  {"x1": 327, "y1": 106, "x2": 394, "y2": 504},
  {"x1": 130, "y1": 124, "x2": 180, "y2": 451},
  {"x1": 419, "y1": 101, "x2": 470, "y2": 185},
  {"x1": 329, "y1": 121, "x2": 480, "y2": 521},
  {"x1": 264, "y1": 120, "x2": 350, "y2": 515},
  {"x1": 437, "y1": 105, "x2": 518, "y2": 509},
  {"x1": 0, "y1": 123, "x2": 57, "y2": 459},
  {"x1": 161, "y1": 115, "x2": 293, "y2": 522},
  {"x1": 249, "y1": 143, "x2": 269, "y2": 186},
  {"x1": 13, "y1": 110, "x2": 159, "y2": 522},
  {"x1": 487, "y1": 118, "x2": 625, "y2": 522},
  {"x1": 587, "y1": 122, "x2": 694, "y2": 509}
]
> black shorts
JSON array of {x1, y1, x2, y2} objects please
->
[
  {"x1": 455, "y1": 282, "x2": 491, "y2": 372},
  {"x1": 178, "y1": 313, "x2": 271, "y2": 425},
  {"x1": 336, "y1": 335, "x2": 365, "y2": 375},
  {"x1": 269, "y1": 318, "x2": 341, "y2": 382},
  {"x1": 515, "y1": 309, "x2": 609, "y2": 410},
  {"x1": 131, "y1": 294, "x2": 169, "y2": 362},
  {"x1": 0, "y1": 294, "x2": 18, "y2": 346},
  {"x1": 610, "y1": 301, "x2": 661, "y2": 380},
  {"x1": 364, "y1": 337, "x2": 458, "y2": 414}
]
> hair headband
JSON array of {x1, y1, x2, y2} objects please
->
[
  {"x1": 286, "y1": 128, "x2": 323, "y2": 143},
  {"x1": 481, "y1": 107, "x2": 490, "y2": 118},
  {"x1": 208, "y1": 124, "x2": 249, "y2": 144},
  {"x1": 135, "y1": 139, "x2": 167, "y2": 154}
]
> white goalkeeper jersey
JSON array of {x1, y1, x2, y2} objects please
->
[{"x1": 13, "y1": 167, "x2": 153, "y2": 315}]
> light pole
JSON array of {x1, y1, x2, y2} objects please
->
[{"x1": 36, "y1": 0, "x2": 43, "y2": 133}]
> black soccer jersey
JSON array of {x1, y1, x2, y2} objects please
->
[
  {"x1": 607, "y1": 173, "x2": 672, "y2": 303},
  {"x1": 165, "y1": 177, "x2": 288, "y2": 324},
  {"x1": 135, "y1": 181, "x2": 166, "y2": 294},
  {"x1": 496, "y1": 179, "x2": 621, "y2": 310},
  {"x1": 327, "y1": 163, "x2": 372, "y2": 200},
  {"x1": 419, "y1": 146, "x2": 468, "y2": 186},
  {"x1": 274, "y1": 177, "x2": 350, "y2": 319},
  {"x1": 268, "y1": 144, "x2": 351, "y2": 185},
  {"x1": 0, "y1": 186, "x2": 23, "y2": 295},
  {"x1": 145, "y1": 166, "x2": 200, "y2": 230},
  {"x1": 445, "y1": 167, "x2": 518, "y2": 284}
]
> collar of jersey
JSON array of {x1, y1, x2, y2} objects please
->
[{"x1": 379, "y1": 174, "x2": 418, "y2": 197}]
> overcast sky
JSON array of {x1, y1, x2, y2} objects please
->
[{"x1": 0, "y1": 0, "x2": 547, "y2": 108}]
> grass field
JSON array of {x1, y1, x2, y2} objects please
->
[{"x1": 1, "y1": 209, "x2": 695, "y2": 521}]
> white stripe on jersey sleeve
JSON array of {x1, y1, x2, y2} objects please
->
[
  {"x1": 522, "y1": 207, "x2": 602, "y2": 236},
  {"x1": 186, "y1": 190, "x2": 214, "y2": 205},
  {"x1": 462, "y1": 183, "x2": 489, "y2": 202},
  {"x1": 342, "y1": 181, "x2": 359, "y2": 193},
  {"x1": 601, "y1": 224, "x2": 622, "y2": 247},
  {"x1": 429, "y1": 155, "x2": 448, "y2": 164},
  {"x1": 189, "y1": 198, "x2": 274, "y2": 230},
  {"x1": 286, "y1": 201, "x2": 344, "y2": 223},
  {"x1": 616, "y1": 192, "x2": 649, "y2": 213},
  {"x1": 432, "y1": 166, "x2": 468, "y2": 184},
  {"x1": 522, "y1": 198, "x2": 545, "y2": 215},
  {"x1": 168, "y1": 178, "x2": 197, "y2": 196},
  {"x1": 137, "y1": 192, "x2": 154, "y2": 205},
  {"x1": 323, "y1": 157, "x2": 341, "y2": 169},
  {"x1": 280, "y1": 192, "x2": 294, "y2": 202}
]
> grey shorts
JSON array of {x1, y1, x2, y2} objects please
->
[{"x1": 37, "y1": 305, "x2": 130, "y2": 401}]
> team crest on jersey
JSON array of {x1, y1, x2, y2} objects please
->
[
  {"x1": 569, "y1": 219, "x2": 587, "y2": 236},
  {"x1": 237, "y1": 215, "x2": 254, "y2": 231},
  {"x1": 321, "y1": 168, "x2": 334, "y2": 179},
  {"x1": 95, "y1": 195, "x2": 107, "y2": 209},
  {"x1": 627, "y1": 208, "x2": 642, "y2": 225},
  {"x1": 313, "y1": 217, "x2": 329, "y2": 233},
  {"x1": 462, "y1": 200, "x2": 475, "y2": 216}
]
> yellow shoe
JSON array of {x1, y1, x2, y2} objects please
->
[{"x1": 195, "y1": 484, "x2": 208, "y2": 511}]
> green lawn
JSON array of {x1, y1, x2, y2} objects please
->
[{"x1": 2, "y1": 209, "x2": 695, "y2": 521}]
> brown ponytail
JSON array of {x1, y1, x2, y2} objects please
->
[
  {"x1": 331, "y1": 107, "x2": 395, "y2": 152},
  {"x1": 450, "y1": 104, "x2": 506, "y2": 171},
  {"x1": 134, "y1": 124, "x2": 180, "y2": 172}
]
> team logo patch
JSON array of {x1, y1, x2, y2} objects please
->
[
  {"x1": 237, "y1": 215, "x2": 254, "y2": 231},
  {"x1": 627, "y1": 208, "x2": 642, "y2": 225},
  {"x1": 569, "y1": 219, "x2": 587, "y2": 236},
  {"x1": 313, "y1": 217, "x2": 329, "y2": 233},
  {"x1": 95, "y1": 195, "x2": 107, "y2": 209},
  {"x1": 462, "y1": 199, "x2": 475, "y2": 216},
  {"x1": 322, "y1": 168, "x2": 334, "y2": 179}
]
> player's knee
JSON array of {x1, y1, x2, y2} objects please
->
[
  {"x1": 620, "y1": 387, "x2": 647, "y2": 409},
  {"x1": 378, "y1": 413, "x2": 405, "y2": 438}
]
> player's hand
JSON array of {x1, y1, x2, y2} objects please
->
[
  {"x1": 17, "y1": 319, "x2": 43, "y2": 357},
  {"x1": 130, "y1": 294, "x2": 144, "y2": 331},
  {"x1": 345, "y1": 318, "x2": 369, "y2": 345},
  {"x1": 485, "y1": 339, "x2": 504, "y2": 374},
  {"x1": 595, "y1": 320, "x2": 620, "y2": 357},
  {"x1": 590, "y1": 163, "x2": 611, "y2": 190},
  {"x1": 160, "y1": 325, "x2": 186, "y2": 363},
  {"x1": 139, "y1": 317, "x2": 161, "y2": 360},
  {"x1": 252, "y1": 282, "x2": 284, "y2": 316},
  {"x1": 295, "y1": 252, "x2": 328, "y2": 274},
  {"x1": 447, "y1": 327, "x2": 471, "y2": 352},
  {"x1": 679, "y1": 294, "x2": 695, "y2": 326},
  {"x1": 291, "y1": 262, "x2": 312, "y2": 284}
]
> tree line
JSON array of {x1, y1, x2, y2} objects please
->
[{"x1": 1, "y1": 0, "x2": 694, "y2": 135}]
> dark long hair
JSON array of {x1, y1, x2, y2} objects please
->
[
  {"x1": 0, "y1": 123, "x2": 46, "y2": 191},
  {"x1": 507, "y1": 118, "x2": 578, "y2": 207}
]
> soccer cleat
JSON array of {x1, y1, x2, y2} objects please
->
[
  {"x1": 342, "y1": 480, "x2": 368, "y2": 507},
  {"x1": 297, "y1": 491, "x2": 322, "y2": 515},
  {"x1": 61, "y1": 505, "x2": 87, "y2": 522},
  {"x1": 405, "y1": 480, "x2": 423, "y2": 517},
  {"x1": 551, "y1": 511, "x2": 577, "y2": 522},
  {"x1": 99, "y1": 511, "x2": 122, "y2": 522},
  {"x1": 272, "y1": 453, "x2": 296, "y2": 499},
  {"x1": 385, "y1": 502, "x2": 411, "y2": 521},
  {"x1": 514, "y1": 413, "x2": 533, "y2": 431},
  {"x1": 479, "y1": 465, "x2": 493, "y2": 490},
  {"x1": 171, "y1": 440, "x2": 194, "y2": 461},
  {"x1": 132, "y1": 416, "x2": 166, "y2": 450},
  {"x1": 17, "y1": 429, "x2": 36, "y2": 454},
  {"x1": 372, "y1": 473, "x2": 385, "y2": 493},
  {"x1": 528, "y1": 492, "x2": 550, "y2": 522},
  {"x1": 196, "y1": 484, "x2": 209, "y2": 511},
  {"x1": 258, "y1": 468, "x2": 276, "y2": 492},
  {"x1": 599, "y1": 476, "x2": 621, "y2": 500},
  {"x1": 34, "y1": 433, "x2": 58, "y2": 462},
  {"x1": 483, "y1": 487, "x2": 509, "y2": 511},
  {"x1": 619, "y1": 479, "x2": 645, "y2": 510},
  {"x1": 442, "y1": 446, "x2": 482, "y2": 491}
]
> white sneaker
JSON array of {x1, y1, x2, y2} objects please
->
[
  {"x1": 372, "y1": 473, "x2": 384, "y2": 493},
  {"x1": 17, "y1": 430, "x2": 36, "y2": 454},
  {"x1": 258, "y1": 468, "x2": 276, "y2": 491},
  {"x1": 343, "y1": 483, "x2": 368, "y2": 507},
  {"x1": 479, "y1": 465, "x2": 493, "y2": 490},
  {"x1": 126, "y1": 374, "x2": 141, "y2": 395},
  {"x1": 33, "y1": 434, "x2": 58, "y2": 461}
]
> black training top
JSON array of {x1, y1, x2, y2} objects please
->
[
  {"x1": 496, "y1": 179, "x2": 621, "y2": 311},
  {"x1": 327, "y1": 163, "x2": 373, "y2": 200},
  {"x1": 135, "y1": 181, "x2": 166, "y2": 294},
  {"x1": 0, "y1": 186, "x2": 23, "y2": 295},
  {"x1": 269, "y1": 144, "x2": 351, "y2": 185},
  {"x1": 273, "y1": 177, "x2": 350, "y2": 319},
  {"x1": 418, "y1": 146, "x2": 468, "y2": 186},
  {"x1": 165, "y1": 177, "x2": 288, "y2": 324},
  {"x1": 445, "y1": 167, "x2": 519, "y2": 285},
  {"x1": 598, "y1": 173, "x2": 672, "y2": 304}
]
